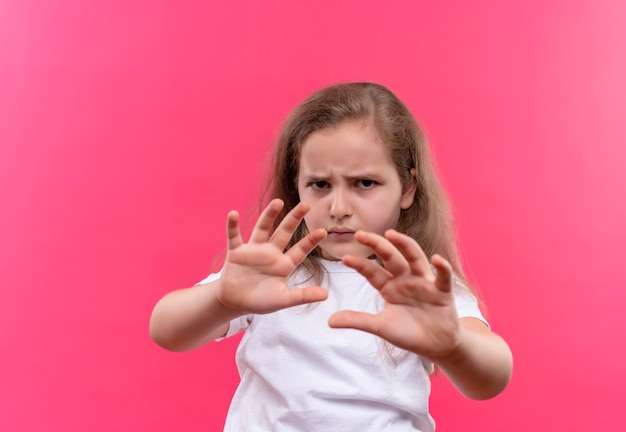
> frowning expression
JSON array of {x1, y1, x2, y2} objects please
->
[{"x1": 297, "y1": 120, "x2": 415, "y2": 260}]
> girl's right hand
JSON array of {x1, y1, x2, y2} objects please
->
[{"x1": 216, "y1": 199, "x2": 328, "y2": 315}]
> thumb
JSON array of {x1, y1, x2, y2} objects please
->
[
  {"x1": 328, "y1": 310, "x2": 380, "y2": 335},
  {"x1": 281, "y1": 286, "x2": 329, "y2": 309}
]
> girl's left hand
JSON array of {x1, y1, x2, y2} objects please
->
[{"x1": 328, "y1": 229, "x2": 461, "y2": 361}]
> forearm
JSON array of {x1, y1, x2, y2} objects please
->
[
  {"x1": 149, "y1": 279, "x2": 241, "y2": 352},
  {"x1": 432, "y1": 318, "x2": 513, "y2": 400}
]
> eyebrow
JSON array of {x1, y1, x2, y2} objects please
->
[
  {"x1": 300, "y1": 174, "x2": 328, "y2": 183},
  {"x1": 300, "y1": 172, "x2": 384, "y2": 182}
]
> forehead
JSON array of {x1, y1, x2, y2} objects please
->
[{"x1": 298, "y1": 121, "x2": 395, "y2": 172}]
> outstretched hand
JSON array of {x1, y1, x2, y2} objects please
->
[
  {"x1": 217, "y1": 199, "x2": 328, "y2": 315},
  {"x1": 328, "y1": 229, "x2": 461, "y2": 360}
]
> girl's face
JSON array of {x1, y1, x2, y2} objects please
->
[{"x1": 297, "y1": 121, "x2": 415, "y2": 260}]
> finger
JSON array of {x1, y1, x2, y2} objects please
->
[
  {"x1": 281, "y1": 286, "x2": 329, "y2": 308},
  {"x1": 385, "y1": 230, "x2": 432, "y2": 277},
  {"x1": 226, "y1": 210, "x2": 243, "y2": 250},
  {"x1": 269, "y1": 201, "x2": 311, "y2": 250},
  {"x1": 249, "y1": 199, "x2": 284, "y2": 243},
  {"x1": 285, "y1": 228, "x2": 327, "y2": 265},
  {"x1": 431, "y1": 254, "x2": 453, "y2": 293},
  {"x1": 328, "y1": 310, "x2": 380, "y2": 336},
  {"x1": 353, "y1": 231, "x2": 408, "y2": 276},
  {"x1": 342, "y1": 255, "x2": 392, "y2": 291}
]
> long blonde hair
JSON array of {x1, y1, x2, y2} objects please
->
[{"x1": 264, "y1": 82, "x2": 468, "y2": 288}]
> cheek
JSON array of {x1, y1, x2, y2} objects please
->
[
  {"x1": 302, "y1": 206, "x2": 320, "y2": 228},
  {"x1": 371, "y1": 197, "x2": 403, "y2": 227},
  {"x1": 308, "y1": 201, "x2": 332, "y2": 230}
]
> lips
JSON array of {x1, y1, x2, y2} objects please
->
[{"x1": 327, "y1": 227, "x2": 356, "y2": 238}]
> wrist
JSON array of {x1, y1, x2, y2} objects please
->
[
  {"x1": 426, "y1": 330, "x2": 465, "y2": 367},
  {"x1": 212, "y1": 278, "x2": 248, "y2": 321}
]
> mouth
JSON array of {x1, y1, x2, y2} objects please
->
[{"x1": 327, "y1": 227, "x2": 356, "y2": 239}]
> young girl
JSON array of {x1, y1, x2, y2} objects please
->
[{"x1": 150, "y1": 82, "x2": 513, "y2": 431}]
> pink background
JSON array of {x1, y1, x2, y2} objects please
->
[{"x1": 2, "y1": 1, "x2": 625, "y2": 430}]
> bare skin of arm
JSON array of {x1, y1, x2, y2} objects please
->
[
  {"x1": 434, "y1": 316, "x2": 512, "y2": 400},
  {"x1": 151, "y1": 202, "x2": 512, "y2": 400},
  {"x1": 150, "y1": 200, "x2": 328, "y2": 352},
  {"x1": 328, "y1": 229, "x2": 513, "y2": 400}
]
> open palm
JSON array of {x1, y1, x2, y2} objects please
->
[
  {"x1": 329, "y1": 229, "x2": 461, "y2": 360},
  {"x1": 217, "y1": 199, "x2": 328, "y2": 315}
]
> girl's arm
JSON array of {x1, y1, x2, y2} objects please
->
[
  {"x1": 329, "y1": 229, "x2": 512, "y2": 400},
  {"x1": 150, "y1": 199, "x2": 328, "y2": 352},
  {"x1": 150, "y1": 279, "x2": 238, "y2": 352},
  {"x1": 432, "y1": 317, "x2": 512, "y2": 400}
]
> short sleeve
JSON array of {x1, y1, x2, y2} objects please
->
[
  {"x1": 196, "y1": 271, "x2": 222, "y2": 286},
  {"x1": 453, "y1": 275, "x2": 489, "y2": 327}
]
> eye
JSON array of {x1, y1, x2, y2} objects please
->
[
  {"x1": 311, "y1": 180, "x2": 329, "y2": 190},
  {"x1": 357, "y1": 179, "x2": 377, "y2": 189}
]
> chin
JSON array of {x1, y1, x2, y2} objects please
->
[{"x1": 320, "y1": 246, "x2": 374, "y2": 261}]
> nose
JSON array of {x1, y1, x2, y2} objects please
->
[{"x1": 329, "y1": 188, "x2": 352, "y2": 219}]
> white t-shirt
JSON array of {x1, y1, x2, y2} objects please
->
[{"x1": 199, "y1": 259, "x2": 486, "y2": 432}]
